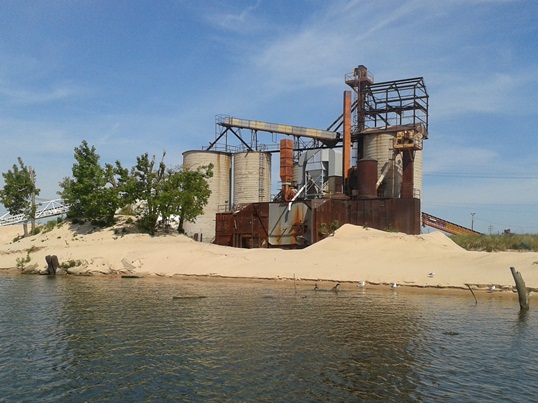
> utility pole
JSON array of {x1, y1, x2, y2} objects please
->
[{"x1": 471, "y1": 212, "x2": 475, "y2": 231}]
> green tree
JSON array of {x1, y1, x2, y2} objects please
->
[
  {"x1": 162, "y1": 164, "x2": 213, "y2": 234},
  {"x1": 0, "y1": 157, "x2": 40, "y2": 235},
  {"x1": 128, "y1": 151, "x2": 212, "y2": 234},
  {"x1": 59, "y1": 141, "x2": 126, "y2": 225},
  {"x1": 128, "y1": 152, "x2": 167, "y2": 234}
]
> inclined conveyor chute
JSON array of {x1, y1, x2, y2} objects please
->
[
  {"x1": 422, "y1": 212, "x2": 482, "y2": 236},
  {"x1": 218, "y1": 116, "x2": 340, "y2": 145}
]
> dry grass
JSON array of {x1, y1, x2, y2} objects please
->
[{"x1": 451, "y1": 234, "x2": 538, "y2": 252}]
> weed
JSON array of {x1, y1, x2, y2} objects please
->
[
  {"x1": 451, "y1": 234, "x2": 538, "y2": 252},
  {"x1": 59, "y1": 259, "x2": 83, "y2": 269},
  {"x1": 16, "y1": 254, "x2": 31, "y2": 270}
]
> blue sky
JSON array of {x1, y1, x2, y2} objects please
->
[{"x1": 1, "y1": 0, "x2": 537, "y2": 234}]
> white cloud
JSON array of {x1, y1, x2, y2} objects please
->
[
  {"x1": 424, "y1": 140, "x2": 499, "y2": 174},
  {"x1": 429, "y1": 72, "x2": 525, "y2": 119},
  {"x1": 0, "y1": 84, "x2": 88, "y2": 105},
  {"x1": 204, "y1": 0, "x2": 264, "y2": 34}
]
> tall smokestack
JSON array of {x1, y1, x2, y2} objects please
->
[
  {"x1": 343, "y1": 90, "x2": 352, "y2": 182},
  {"x1": 280, "y1": 139, "x2": 294, "y2": 201}
]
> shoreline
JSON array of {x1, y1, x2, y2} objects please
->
[
  {"x1": 2, "y1": 269, "x2": 534, "y2": 301},
  {"x1": 1, "y1": 221, "x2": 538, "y2": 298}
]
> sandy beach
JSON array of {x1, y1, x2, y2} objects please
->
[{"x1": 1, "y1": 220, "x2": 537, "y2": 296}]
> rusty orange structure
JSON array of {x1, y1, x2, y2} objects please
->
[
  {"x1": 279, "y1": 139, "x2": 295, "y2": 201},
  {"x1": 204, "y1": 65, "x2": 432, "y2": 248},
  {"x1": 422, "y1": 212, "x2": 482, "y2": 236}
]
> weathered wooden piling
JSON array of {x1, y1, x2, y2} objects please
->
[
  {"x1": 45, "y1": 255, "x2": 60, "y2": 275},
  {"x1": 510, "y1": 266, "x2": 529, "y2": 310}
]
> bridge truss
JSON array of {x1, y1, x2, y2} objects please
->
[{"x1": 0, "y1": 199, "x2": 68, "y2": 227}]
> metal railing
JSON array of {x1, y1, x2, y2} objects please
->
[{"x1": 0, "y1": 199, "x2": 68, "y2": 226}]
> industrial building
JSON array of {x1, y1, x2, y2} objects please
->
[{"x1": 183, "y1": 65, "x2": 434, "y2": 247}]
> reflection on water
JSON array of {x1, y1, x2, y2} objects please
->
[{"x1": 1, "y1": 275, "x2": 537, "y2": 402}]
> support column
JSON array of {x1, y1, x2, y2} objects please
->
[
  {"x1": 401, "y1": 150, "x2": 415, "y2": 199},
  {"x1": 343, "y1": 91, "x2": 352, "y2": 183}
]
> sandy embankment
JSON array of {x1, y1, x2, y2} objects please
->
[{"x1": 1, "y1": 221, "x2": 537, "y2": 295}]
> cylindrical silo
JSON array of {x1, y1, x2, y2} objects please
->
[
  {"x1": 363, "y1": 133, "x2": 401, "y2": 198},
  {"x1": 233, "y1": 151, "x2": 271, "y2": 205},
  {"x1": 182, "y1": 150, "x2": 232, "y2": 242}
]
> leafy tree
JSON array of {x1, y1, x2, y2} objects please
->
[
  {"x1": 128, "y1": 151, "x2": 213, "y2": 234},
  {"x1": 58, "y1": 141, "x2": 126, "y2": 225},
  {"x1": 0, "y1": 157, "x2": 40, "y2": 235},
  {"x1": 162, "y1": 164, "x2": 213, "y2": 234},
  {"x1": 128, "y1": 152, "x2": 167, "y2": 234}
]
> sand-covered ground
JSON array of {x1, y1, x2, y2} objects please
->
[{"x1": 1, "y1": 220, "x2": 538, "y2": 295}]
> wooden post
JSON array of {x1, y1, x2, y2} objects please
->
[
  {"x1": 45, "y1": 255, "x2": 60, "y2": 275},
  {"x1": 510, "y1": 267, "x2": 529, "y2": 310}
]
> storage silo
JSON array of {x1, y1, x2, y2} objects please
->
[
  {"x1": 233, "y1": 151, "x2": 271, "y2": 205},
  {"x1": 182, "y1": 150, "x2": 232, "y2": 242},
  {"x1": 362, "y1": 133, "x2": 402, "y2": 198}
]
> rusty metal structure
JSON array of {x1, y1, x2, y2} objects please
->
[
  {"x1": 422, "y1": 212, "x2": 482, "y2": 236},
  {"x1": 196, "y1": 65, "x2": 429, "y2": 247}
]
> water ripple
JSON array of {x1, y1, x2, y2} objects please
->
[{"x1": 1, "y1": 276, "x2": 537, "y2": 402}]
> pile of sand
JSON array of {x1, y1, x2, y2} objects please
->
[{"x1": 1, "y1": 221, "x2": 537, "y2": 293}]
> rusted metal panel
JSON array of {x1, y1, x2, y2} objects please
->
[
  {"x1": 268, "y1": 202, "x2": 311, "y2": 247},
  {"x1": 238, "y1": 203, "x2": 269, "y2": 248},
  {"x1": 357, "y1": 159, "x2": 378, "y2": 198},
  {"x1": 215, "y1": 213, "x2": 234, "y2": 246},
  {"x1": 215, "y1": 203, "x2": 270, "y2": 248},
  {"x1": 401, "y1": 150, "x2": 415, "y2": 199},
  {"x1": 392, "y1": 198, "x2": 421, "y2": 234},
  {"x1": 311, "y1": 199, "x2": 346, "y2": 243},
  {"x1": 214, "y1": 197, "x2": 421, "y2": 248}
]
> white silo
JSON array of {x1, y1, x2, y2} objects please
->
[
  {"x1": 182, "y1": 150, "x2": 232, "y2": 242},
  {"x1": 362, "y1": 133, "x2": 402, "y2": 198},
  {"x1": 233, "y1": 151, "x2": 271, "y2": 205}
]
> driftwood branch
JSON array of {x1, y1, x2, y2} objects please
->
[
  {"x1": 510, "y1": 266, "x2": 529, "y2": 310},
  {"x1": 465, "y1": 284, "x2": 478, "y2": 305}
]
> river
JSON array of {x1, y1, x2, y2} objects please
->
[{"x1": 0, "y1": 274, "x2": 536, "y2": 402}]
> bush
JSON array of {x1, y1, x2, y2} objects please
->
[
  {"x1": 15, "y1": 247, "x2": 35, "y2": 270},
  {"x1": 42, "y1": 220, "x2": 60, "y2": 233},
  {"x1": 16, "y1": 253, "x2": 31, "y2": 270},
  {"x1": 60, "y1": 259, "x2": 83, "y2": 269}
]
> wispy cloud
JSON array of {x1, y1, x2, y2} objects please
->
[
  {"x1": 429, "y1": 72, "x2": 527, "y2": 119},
  {"x1": 204, "y1": 0, "x2": 264, "y2": 34},
  {"x1": 0, "y1": 0, "x2": 536, "y2": 230},
  {"x1": 424, "y1": 143, "x2": 499, "y2": 174},
  {"x1": 0, "y1": 83, "x2": 88, "y2": 105}
]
